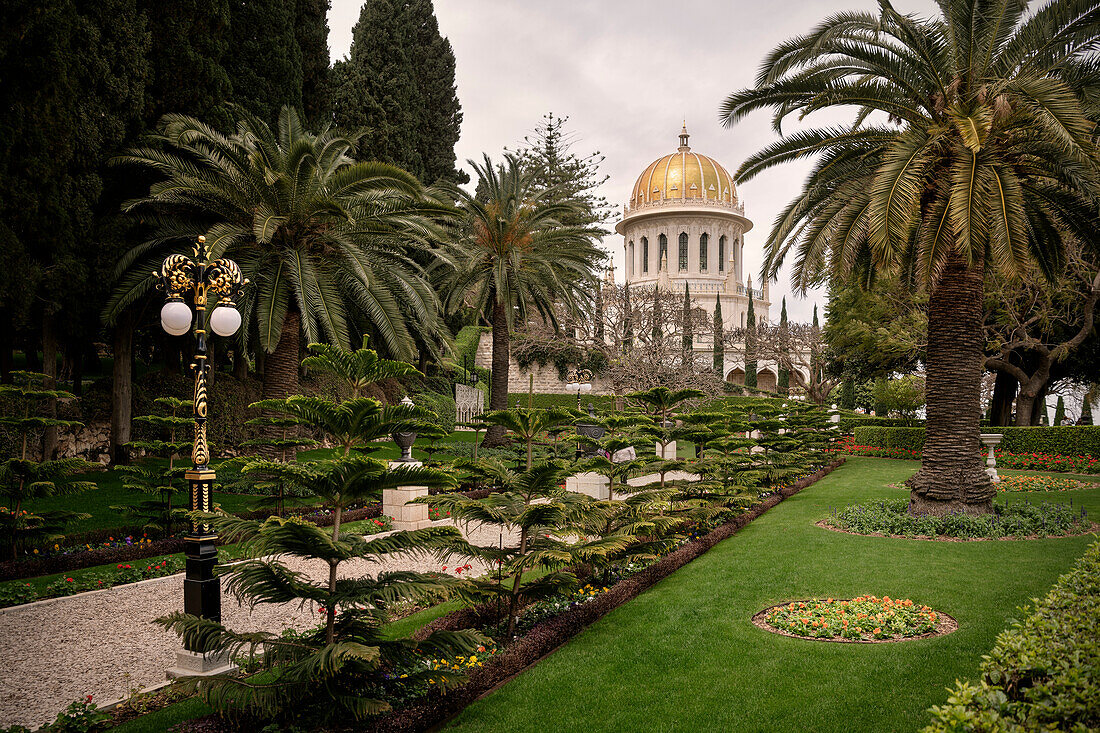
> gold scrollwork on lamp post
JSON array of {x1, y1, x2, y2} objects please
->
[{"x1": 156, "y1": 236, "x2": 247, "y2": 627}]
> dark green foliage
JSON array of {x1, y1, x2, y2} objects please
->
[
  {"x1": 333, "y1": 0, "x2": 462, "y2": 182},
  {"x1": 513, "y1": 113, "x2": 612, "y2": 229},
  {"x1": 712, "y1": 296, "x2": 723, "y2": 375},
  {"x1": 927, "y1": 539, "x2": 1100, "y2": 731},
  {"x1": 1054, "y1": 396, "x2": 1066, "y2": 426},
  {"x1": 224, "y1": 0, "x2": 302, "y2": 124},
  {"x1": 853, "y1": 425, "x2": 1100, "y2": 457},
  {"x1": 295, "y1": 0, "x2": 331, "y2": 127},
  {"x1": 681, "y1": 284, "x2": 693, "y2": 355},
  {"x1": 411, "y1": 391, "x2": 457, "y2": 434},
  {"x1": 839, "y1": 380, "x2": 857, "y2": 410},
  {"x1": 142, "y1": 0, "x2": 232, "y2": 128},
  {"x1": 744, "y1": 294, "x2": 757, "y2": 389},
  {"x1": 828, "y1": 498, "x2": 1089, "y2": 539},
  {"x1": 623, "y1": 284, "x2": 634, "y2": 353}
]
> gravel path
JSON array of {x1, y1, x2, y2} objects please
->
[{"x1": 0, "y1": 520, "x2": 516, "y2": 730}]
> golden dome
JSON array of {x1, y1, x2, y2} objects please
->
[{"x1": 630, "y1": 126, "x2": 738, "y2": 207}]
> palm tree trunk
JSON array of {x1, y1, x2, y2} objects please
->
[
  {"x1": 483, "y1": 301, "x2": 510, "y2": 447},
  {"x1": 906, "y1": 252, "x2": 993, "y2": 516},
  {"x1": 261, "y1": 310, "x2": 301, "y2": 459}
]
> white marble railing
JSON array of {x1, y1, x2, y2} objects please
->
[{"x1": 624, "y1": 197, "x2": 745, "y2": 216}]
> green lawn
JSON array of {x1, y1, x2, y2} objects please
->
[{"x1": 444, "y1": 457, "x2": 1100, "y2": 732}]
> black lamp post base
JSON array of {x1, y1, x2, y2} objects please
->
[{"x1": 183, "y1": 535, "x2": 221, "y2": 622}]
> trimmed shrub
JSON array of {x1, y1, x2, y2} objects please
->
[
  {"x1": 925, "y1": 538, "x2": 1100, "y2": 732},
  {"x1": 411, "y1": 391, "x2": 457, "y2": 433},
  {"x1": 852, "y1": 425, "x2": 1100, "y2": 457},
  {"x1": 839, "y1": 416, "x2": 923, "y2": 432}
]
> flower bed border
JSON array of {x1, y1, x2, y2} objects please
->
[
  {"x1": 814, "y1": 519, "x2": 1099, "y2": 542},
  {"x1": 355, "y1": 458, "x2": 847, "y2": 733},
  {"x1": 750, "y1": 600, "x2": 957, "y2": 644}
]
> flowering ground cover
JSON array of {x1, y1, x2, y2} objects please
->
[
  {"x1": 759, "y1": 596, "x2": 944, "y2": 641},
  {"x1": 836, "y1": 437, "x2": 1100, "y2": 474},
  {"x1": 440, "y1": 457, "x2": 1100, "y2": 733}
]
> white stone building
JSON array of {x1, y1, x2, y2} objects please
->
[{"x1": 616, "y1": 126, "x2": 783, "y2": 391}]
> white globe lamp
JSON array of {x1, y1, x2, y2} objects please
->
[
  {"x1": 210, "y1": 305, "x2": 242, "y2": 337},
  {"x1": 160, "y1": 300, "x2": 193, "y2": 336}
]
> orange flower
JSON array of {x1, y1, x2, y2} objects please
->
[{"x1": 873, "y1": 627, "x2": 881, "y2": 634}]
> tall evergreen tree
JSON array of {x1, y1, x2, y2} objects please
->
[
  {"x1": 406, "y1": 0, "x2": 463, "y2": 183},
  {"x1": 713, "y1": 296, "x2": 724, "y2": 375},
  {"x1": 777, "y1": 297, "x2": 790, "y2": 395},
  {"x1": 141, "y1": 0, "x2": 232, "y2": 128},
  {"x1": 514, "y1": 113, "x2": 612, "y2": 230},
  {"x1": 333, "y1": 0, "x2": 423, "y2": 176},
  {"x1": 1054, "y1": 395, "x2": 1066, "y2": 426},
  {"x1": 296, "y1": 0, "x2": 331, "y2": 128},
  {"x1": 224, "y1": 0, "x2": 303, "y2": 124},
  {"x1": 744, "y1": 293, "x2": 757, "y2": 389},
  {"x1": 681, "y1": 283, "x2": 693, "y2": 357},
  {"x1": 651, "y1": 285, "x2": 662, "y2": 344},
  {"x1": 622, "y1": 284, "x2": 633, "y2": 353}
]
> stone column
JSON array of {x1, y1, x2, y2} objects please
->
[{"x1": 384, "y1": 460, "x2": 432, "y2": 530}]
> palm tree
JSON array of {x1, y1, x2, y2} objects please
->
[
  {"x1": 444, "y1": 155, "x2": 605, "y2": 446},
  {"x1": 106, "y1": 106, "x2": 452, "y2": 405},
  {"x1": 722, "y1": 0, "x2": 1100, "y2": 516}
]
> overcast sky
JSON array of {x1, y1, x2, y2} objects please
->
[{"x1": 328, "y1": 0, "x2": 940, "y2": 324}]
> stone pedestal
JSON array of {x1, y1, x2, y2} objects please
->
[
  {"x1": 655, "y1": 441, "x2": 677, "y2": 460},
  {"x1": 565, "y1": 471, "x2": 612, "y2": 500},
  {"x1": 979, "y1": 433, "x2": 1003, "y2": 483},
  {"x1": 385, "y1": 460, "x2": 432, "y2": 530},
  {"x1": 166, "y1": 649, "x2": 234, "y2": 680}
]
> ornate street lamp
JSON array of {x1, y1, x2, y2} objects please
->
[
  {"x1": 157, "y1": 235, "x2": 246, "y2": 670},
  {"x1": 565, "y1": 369, "x2": 602, "y2": 459}
]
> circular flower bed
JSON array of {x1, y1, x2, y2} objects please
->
[
  {"x1": 821, "y1": 498, "x2": 1092, "y2": 540},
  {"x1": 754, "y1": 596, "x2": 954, "y2": 642},
  {"x1": 992, "y1": 475, "x2": 1096, "y2": 492}
]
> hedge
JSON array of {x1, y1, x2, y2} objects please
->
[
  {"x1": 852, "y1": 425, "x2": 1100, "y2": 457},
  {"x1": 925, "y1": 538, "x2": 1100, "y2": 732},
  {"x1": 839, "y1": 416, "x2": 924, "y2": 432}
]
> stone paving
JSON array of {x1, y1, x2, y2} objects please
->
[{"x1": 0, "y1": 520, "x2": 514, "y2": 730}]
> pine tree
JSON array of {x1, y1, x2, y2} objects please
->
[
  {"x1": 1054, "y1": 396, "x2": 1066, "y2": 426},
  {"x1": 407, "y1": 0, "x2": 463, "y2": 183},
  {"x1": 224, "y1": 0, "x2": 303, "y2": 124},
  {"x1": 514, "y1": 113, "x2": 612, "y2": 230},
  {"x1": 332, "y1": 0, "x2": 422, "y2": 175},
  {"x1": 744, "y1": 294, "x2": 758, "y2": 389},
  {"x1": 681, "y1": 283, "x2": 693, "y2": 357},
  {"x1": 595, "y1": 279, "x2": 605, "y2": 343},
  {"x1": 713, "y1": 296, "x2": 724, "y2": 375},
  {"x1": 777, "y1": 297, "x2": 790, "y2": 395},
  {"x1": 296, "y1": 0, "x2": 332, "y2": 128}
]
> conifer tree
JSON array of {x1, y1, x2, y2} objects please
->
[
  {"x1": 1054, "y1": 396, "x2": 1066, "y2": 426},
  {"x1": 622, "y1": 284, "x2": 633, "y2": 353},
  {"x1": 713, "y1": 296, "x2": 724, "y2": 375},
  {"x1": 111, "y1": 397, "x2": 193, "y2": 537},
  {"x1": 651, "y1": 286, "x2": 661, "y2": 344},
  {"x1": 332, "y1": 0, "x2": 423, "y2": 175},
  {"x1": 224, "y1": 0, "x2": 303, "y2": 124},
  {"x1": 514, "y1": 113, "x2": 612, "y2": 230},
  {"x1": 296, "y1": 0, "x2": 332, "y2": 127},
  {"x1": 744, "y1": 293, "x2": 758, "y2": 389},
  {"x1": 407, "y1": 0, "x2": 464, "y2": 183},
  {"x1": 777, "y1": 297, "x2": 790, "y2": 395},
  {"x1": 681, "y1": 283, "x2": 693, "y2": 357}
]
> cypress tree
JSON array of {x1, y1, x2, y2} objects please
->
[
  {"x1": 296, "y1": 0, "x2": 332, "y2": 127},
  {"x1": 1054, "y1": 396, "x2": 1066, "y2": 426},
  {"x1": 651, "y1": 285, "x2": 661, "y2": 344},
  {"x1": 141, "y1": 0, "x2": 232, "y2": 128},
  {"x1": 745, "y1": 293, "x2": 757, "y2": 389},
  {"x1": 622, "y1": 284, "x2": 633, "y2": 353},
  {"x1": 407, "y1": 0, "x2": 463, "y2": 183},
  {"x1": 224, "y1": 0, "x2": 303, "y2": 124},
  {"x1": 1082, "y1": 392, "x2": 1094, "y2": 425},
  {"x1": 713, "y1": 296, "x2": 724, "y2": 375},
  {"x1": 777, "y1": 296, "x2": 790, "y2": 395},
  {"x1": 681, "y1": 283, "x2": 693, "y2": 357},
  {"x1": 595, "y1": 278, "x2": 605, "y2": 343},
  {"x1": 840, "y1": 379, "x2": 856, "y2": 410},
  {"x1": 333, "y1": 0, "x2": 423, "y2": 175}
]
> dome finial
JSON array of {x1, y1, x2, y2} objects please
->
[{"x1": 679, "y1": 122, "x2": 690, "y2": 151}]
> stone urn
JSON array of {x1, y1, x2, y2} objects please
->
[
  {"x1": 392, "y1": 396, "x2": 418, "y2": 462},
  {"x1": 979, "y1": 433, "x2": 1004, "y2": 483}
]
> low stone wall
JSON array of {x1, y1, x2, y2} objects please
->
[{"x1": 474, "y1": 333, "x2": 611, "y2": 395}]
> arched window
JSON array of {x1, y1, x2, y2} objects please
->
[
  {"x1": 641, "y1": 237, "x2": 649, "y2": 273},
  {"x1": 628, "y1": 241, "x2": 634, "y2": 277},
  {"x1": 658, "y1": 234, "x2": 668, "y2": 267},
  {"x1": 718, "y1": 235, "x2": 726, "y2": 272},
  {"x1": 678, "y1": 232, "x2": 688, "y2": 271},
  {"x1": 699, "y1": 233, "x2": 708, "y2": 272}
]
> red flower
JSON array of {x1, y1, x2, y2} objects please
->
[
  {"x1": 65, "y1": 577, "x2": 74, "y2": 582},
  {"x1": 85, "y1": 695, "x2": 92, "y2": 703}
]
